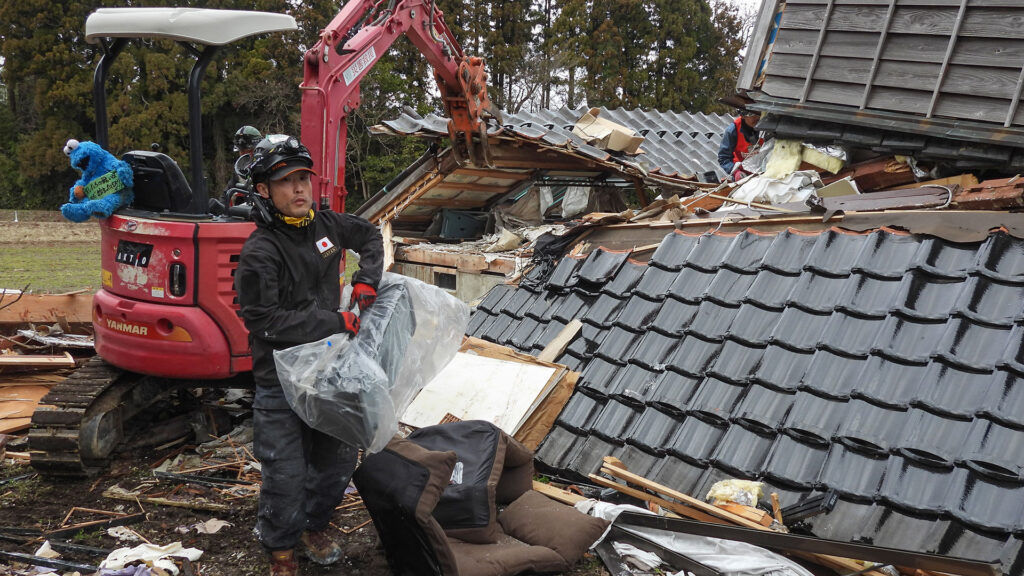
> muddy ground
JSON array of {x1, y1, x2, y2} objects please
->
[
  {"x1": 0, "y1": 447, "x2": 390, "y2": 576},
  {"x1": 0, "y1": 421, "x2": 607, "y2": 576}
]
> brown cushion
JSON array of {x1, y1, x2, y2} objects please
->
[
  {"x1": 450, "y1": 534, "x2": 568, "y2": 576},
  {"x1": 495, "y1": 437, "x2": 534, "y2": 505},
  {"x1": 497, "y1": 490, "x2": 610, "y2": 565}
]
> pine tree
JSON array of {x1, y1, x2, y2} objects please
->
[
  {"x1": 0, "y1": 0, "x2": 96, "y2": 209},
  {"x1": 549, "y1": 0, "x2": 589, "y2": 109}
]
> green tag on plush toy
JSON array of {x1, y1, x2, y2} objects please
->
[{"x1": 84, "y1": 170, "x2": 125, "y2": 201}]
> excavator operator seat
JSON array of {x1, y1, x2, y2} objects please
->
[{"x1": 122, "y1": 150, "x2": 193, "y2": 213}]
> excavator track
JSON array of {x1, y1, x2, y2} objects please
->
[{"x1": 29, "y1": 356, "x2": 140, "y2": 477}]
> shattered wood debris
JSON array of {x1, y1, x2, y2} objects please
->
[
  {"x1": 0, "y1": 318, "x2": 92, "y2": 438},
  {"x1": 47, "y1": 510, "x2": 146, "y2": 539},
  {"x1": 124, "y1": 424, "x2": 263, "y2": 510},
  {"x1": 590, "y1": 456, "x2": 896, "y2": 576}
]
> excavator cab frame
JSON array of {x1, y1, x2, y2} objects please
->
[{"x1": 86, "y1": 8, "x2": 298, "y2": 214}]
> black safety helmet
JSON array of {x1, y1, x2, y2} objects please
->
[
  {"x1": 249, "y1": 134, "x2": 315, "y2": 184},
  {"x1": 233, "y1": 125, "x2": 263, "y2": 153}
]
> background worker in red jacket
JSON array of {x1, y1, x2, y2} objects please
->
[{"x1": 718, "y1": 111, "x2": 762, "y2": 181}]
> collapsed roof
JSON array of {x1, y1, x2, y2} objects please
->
[
  {"x1": 466, "y1": 212, "x2": 1024, "y2": 574},
  {"x1": 358, "y1": 106, "x2": 732, "y2": 229},
  {"x1": 739, "y1": 0, "x2": 1024, "y2": 170}
]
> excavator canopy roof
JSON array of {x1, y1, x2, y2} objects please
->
[{"x1": 85, "y1": 8, "x2": 296, "y2": 46}]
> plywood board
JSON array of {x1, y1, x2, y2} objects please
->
[
  {"x1": 0, "y1": 384, "x2": 50, "y2": 432},
  {"x1": 0, "y1": 353, "x2": 75, "y2": 368},
  {"x1": 0, "y1": 417, "x2": 31, "y2": 435},
  {"x1": 402, "y1": 352, "x2": 558, "y2": 435}
]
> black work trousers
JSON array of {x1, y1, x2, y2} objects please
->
[{"x1": 253, "y1": 383, "x2": 358, "y2": 551}]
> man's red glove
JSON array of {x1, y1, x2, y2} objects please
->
[
  {"x1": 339, "y1": 311, "x2": 360, "y2": 336},
  {"x1": 350, "y1": 283, "x2": 377, "y2": 312},
  {"x1": 731, "y1": 161, "x2": 752, "y2": 182}
]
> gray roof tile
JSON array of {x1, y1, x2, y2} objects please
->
[
  {"x1": 465, "y1": 225, "x2": 1024, "y2": 571},
  {"x1": 383, "y1": 105, "x2": 731, "y2": 179}
]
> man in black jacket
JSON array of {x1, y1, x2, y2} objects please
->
[{"x1": 234, "y1": 134, "x2": 383, "y2": 576}]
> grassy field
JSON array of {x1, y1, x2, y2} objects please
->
[
  {"x1": 0, "y1": 210, "x2": 359, "y2": 294},
  {"x1": 0, "y1": 210, "x2": 102, "y2": 294}
]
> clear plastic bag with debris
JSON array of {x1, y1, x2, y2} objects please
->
[
  {"x1": 706, "y1": 479, "x2": 764, "y2": 507},
  {"x1": 273, "y1": 272, "x2": 470, "y2": 453}
]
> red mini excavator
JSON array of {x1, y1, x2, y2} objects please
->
[{"x1": 30, "y1": 3, "x2": 495, "y2": 475}]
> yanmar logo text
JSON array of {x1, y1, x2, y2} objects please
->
[{"x1": 105, "y1": 319, "x2": 148, "y2": 336}]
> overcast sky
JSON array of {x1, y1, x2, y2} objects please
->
[{"x1": 728, "y1": 0, "x2": 762, "y2": 11}]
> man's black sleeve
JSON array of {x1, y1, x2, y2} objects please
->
[
  {"x1": 335, "y1": 213, "x2": 384, "y2": 288},
  {"x1": 718, "y1": 123, "x2": 738, "y2": 174},
  {"x1": 235, "y1": 242, "x2": 346, "y2": 346}
]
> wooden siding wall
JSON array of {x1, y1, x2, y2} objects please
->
[{"x1": 761, "y1": 0, "x2": 1024, "y2": 127}]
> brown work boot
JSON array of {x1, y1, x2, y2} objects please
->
[
  {"x1": 302, "y1": 528, "x2": 343, "y2": 565},
  {"x1": 269, "y1": 549, "x2": 298, "y2": 576}
]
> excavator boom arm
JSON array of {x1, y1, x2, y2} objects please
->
[{"x1": 300, "y1": 0, "x2": 491, "y2": 212}]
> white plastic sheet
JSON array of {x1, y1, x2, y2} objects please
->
[
  {"x1": 726, "y1": 170, "x2": 821, "y2": 207},
  {"x1": 99, "y1": 542, "x2": 203, "y2": 575},
  {"x1": 577, "y1": 500, "x2": 814, "y2": 576},
  {"x1": 274, "y1": 273, "x2": 469, "y2": 453}
]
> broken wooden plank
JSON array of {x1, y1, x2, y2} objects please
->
[
  {"x1": 601, "y1": 459, "x2": 764, "y2": 529},
  {"x1": 394, "y1": 245, "x2": 516, "y2": 274},
  {"x1": 0, "y1": 353, "x2": 76, "y2": 369},
  {"x1": 103, "y1": 487, "x2": 229, "y2": 512},
  {"x1": 885, "y1": 173, "x2": 979, "y2": 191},
  {"x1": 628, "y1": 243, "x2": 660, "y2": 254},
  {"x1": 587, "y1": 473, "x2": 726, "y2": 525},
  {"x1": 531, "y1": 480, "x2": 588, "y2": 506},
  {"x1": 0, "y1": 293, "x2": 92, "y2": 325},
  {"x1": 537, "y1": 320, "x2": 582, "y2": 363},
  {"x1": 954, "y1": 177, "x2": 1024, "y2": 210},
  {"x1": 460, "y1": 337, "x2": 558, "y2": 367},
  {"x1": 715, "y1": 502, "x2": 774, "y2": 527},
  {"x1": 822, "y1": 156, "x2": 917, "y2": 192},
  {"x1": 46, "y1": 512, "x2": 146, "y2": 538},
  {"x1": 341, "y1": 519, "x2": 372, "y2": 534}
]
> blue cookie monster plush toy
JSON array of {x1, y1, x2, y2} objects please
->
[{"x1": 60, "y1": 139, "x2": 134, "y2": 223}]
